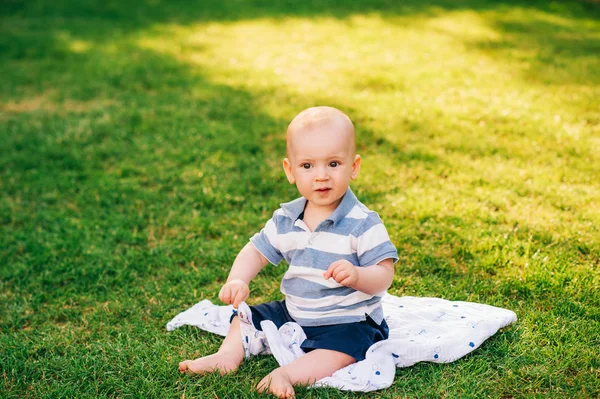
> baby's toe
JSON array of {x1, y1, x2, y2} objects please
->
[
  {"x1": 178, "y1": 361, "x2": 189, "y2": 373},
  {"x1": 256, "y1": 377, "x2": 268, "y2": 392},
  {"x1": 274, "y1": 382, "x2": 294, "y2": 398}
]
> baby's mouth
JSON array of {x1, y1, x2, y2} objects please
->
[{"x1": 315, "y1": 187, "x2": 331, "y2": 192}]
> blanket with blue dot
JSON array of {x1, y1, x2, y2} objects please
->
[{"x1": 167, "y1": 294, "x2": 517, "y2": 392}]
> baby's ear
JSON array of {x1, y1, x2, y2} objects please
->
[
  {"x1": 351, "y1": 154, "x2": 361, "y2": 180},
  {"x1": 282, "y1": 158, "x2": 296, "y2": 184}
]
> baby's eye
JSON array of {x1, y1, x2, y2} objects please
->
[
  {"x1": 329, "y1": 161, "x2": 339, "y2": 168},
  {"x1": 301, "y1": 163, "x2": 312, "y2": 169}
]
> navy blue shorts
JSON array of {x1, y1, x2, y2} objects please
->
[{"x1": 237, "y1": 300, "x2": 388, "y2": 361}]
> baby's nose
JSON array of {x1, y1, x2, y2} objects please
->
[{"x1": 315, "y1": 167, "x2": 329, "y2": 180}]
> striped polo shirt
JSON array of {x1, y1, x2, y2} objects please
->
[{"x1": 250, "y1": 188, "x2": 398, "y2": 327}]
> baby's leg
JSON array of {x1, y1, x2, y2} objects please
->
[
  {"x1": 257, "y1": 349, "x2": 355, "y2": 398},
  {"x1": 179, "y1": 316, "x2": 244, "y2": 375}
]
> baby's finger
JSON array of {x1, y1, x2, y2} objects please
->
[
  {"x1": 331, "y1": 264, "x2": 348, "y2": 280},
  {"x1": 334, "y1": 269, "x2": 349, "y2": 283},
  {"x1": 324, "y1": 261, "x2": 340, "y2": 279},
  {"x1": 228, "y1": 287, "x2": 239, "y2": 305},
  {"x1": 219, "y1": 286, "x2": 232, "y2": 304},
  {"x1": 232, "y1": 289, "x2": 247, "y2": 308},
  {"x1": 339, "y1": 275, "x2": 353, "y2": 286}
]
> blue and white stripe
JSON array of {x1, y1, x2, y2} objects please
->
[{"x1": 250, "y1": 188, "x2": 398, "y2": 327}]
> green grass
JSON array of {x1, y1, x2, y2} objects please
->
[{"x1": 1, "y1": 0, "x2": 599, "y2": 397}]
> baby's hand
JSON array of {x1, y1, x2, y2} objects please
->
[
  {"x1": 218, "y1": 279, "x2": 249, "y2": 309},
  {"x1": 323, "y1": 260, "x2": 359, "y2": 288}
]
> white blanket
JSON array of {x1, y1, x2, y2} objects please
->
[{"x1": 167, "y1": 294, "x2": 517, "y2": 392}]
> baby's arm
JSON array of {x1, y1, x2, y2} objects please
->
[
  {"x1": 219, "y1": 242, "x2": 269, "y2": 308},
  {"x1": 323, "y1": 258, "x2": 394, "y2": 295}
]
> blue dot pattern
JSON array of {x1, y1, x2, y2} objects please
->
[{"x1": 166, "y1": 294, "x2": 519, "y2": 392}]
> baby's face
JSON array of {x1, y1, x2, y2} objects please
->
[{"x1": 283, "y1": 121, "x2": 360, "y2": 213}]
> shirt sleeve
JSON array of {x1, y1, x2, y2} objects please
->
[
  {"x1": 249, "y1": 210, "x2": 284, "y2": 266},
  {"x1": 356, "y1": 212, "x2": 399, "y2": 266}
]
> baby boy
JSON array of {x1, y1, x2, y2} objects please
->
[{"x1": 179, "y1": 106, "x2": 398, "y2": 398}]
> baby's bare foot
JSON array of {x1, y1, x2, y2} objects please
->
[
  {"x1": 257, "y1": 368, "x2": 295, "y2": 398},
  {"x1": 178, "y1": 351, "x2": 241, "y2": 375}
]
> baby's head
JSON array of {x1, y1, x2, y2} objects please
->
[{"x1": 283, "y1": 106, "x2": 361, "y2": 212}]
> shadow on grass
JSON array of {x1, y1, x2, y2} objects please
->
[
  {"x1": 2, "y1": 3, "x2": 600, "y2": 398},
  {"x1": 1, "y1": 35, "x2": 292, "y2": 325},
  {"x1": 2, "y1": 0, "x2": 599, "y2": 306},
  {"x1": 0, "y1": 0, "x2": 599, "y2": 322},
  {"x1": 2, "y1": 0, "x2": 599, "y2": 84},
  {"x1": 472, "y1": 4, "x2": 600, "y2": 86}
]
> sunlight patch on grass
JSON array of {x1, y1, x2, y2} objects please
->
[
  {"x1": 1, "y1": 90, "x2": 114, "y2": 115},
  {"x1": 2, "y1": 1, "x2": 599, "y2": 397},
  {"x1": 133, "y1": 10, "x2": 598, "y2": 159},
  {"x1": 65, "y1": 37, "x2": 93, "y2": 54},
  {"x1": 424, "y1": 11, "x2": 501, "y2": 40}
]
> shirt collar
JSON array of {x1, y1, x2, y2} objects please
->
[
  {"x1": 280, "y1": 187, "x2": 358, "y2": 226},
  {"x1": 279, "y1": 195, "x2": 307, "y2": 221}
]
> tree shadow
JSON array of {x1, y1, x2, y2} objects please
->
[
  {"x1": 2, "y1": 0, "x2": 599, "y2": 307},
  {"x1": 2, "y1": 4, "x2": 599, "y2": 397},
  {"x1": 0, "y1": 0, "x2": 557, "y2": 28},
  {"x1": 467, "y1": 3, "x2": 600, "y2": 86},
  {"x1": 0, "y1": 29, "x2": 291, "y2": 309},
  {"x1": 3, "y1": 0, "x2": 599, "y2": 76}
]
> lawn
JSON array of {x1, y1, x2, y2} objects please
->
[{"x1": 1, "y1": 0, "x2": 599, "y2": 398}]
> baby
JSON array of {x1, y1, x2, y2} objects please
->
[{"x1": 179, "y1": 106, "x2": 398, "y2": 398}]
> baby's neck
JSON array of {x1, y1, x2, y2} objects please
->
[{"x1": 302, "y1": 201, "x2": 339, "y2": 231}]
